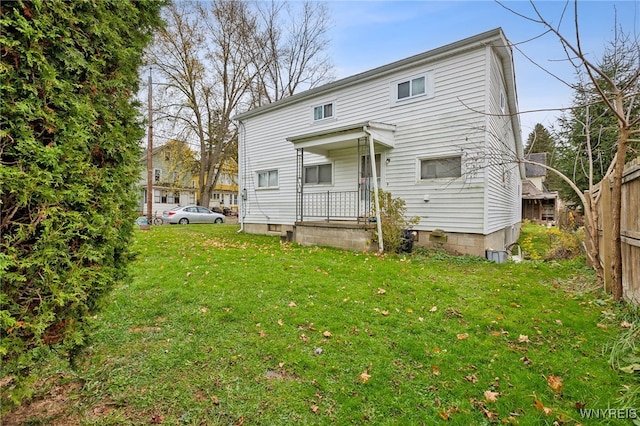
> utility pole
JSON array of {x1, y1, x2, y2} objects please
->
[{"x1": 147, "y1": 69, "x2": 153, "y2": 222}]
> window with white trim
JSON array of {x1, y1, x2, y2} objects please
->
[
  {"x1": 257, "y1": 169, "x2": 278, "y2": 188},
  {"x1": 392, "y1": 72, "x2": 433, "y2": 104},
  {"x1": 304, "y1": 163, "x2": 332, "y2": 185},
  {"x1": 420, "y1": 156, "x2": 462, "y2": 179},
  {"x1": 313, "y1": 102, "x2": 334, "y2": 121}
]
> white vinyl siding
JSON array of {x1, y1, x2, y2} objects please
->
[
  {"x1": 485, "y1": 47, "x2": 521, "y2": 234},
  {"x1": 238, "y1": 34, "x2": 519, "y2": 237}
]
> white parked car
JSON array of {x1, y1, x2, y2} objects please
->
[{"x1": 162, "y1": 206, "x2": 226, "y2": 225}]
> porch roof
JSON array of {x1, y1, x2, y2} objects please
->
[{"x1": 287, "y1": 121, "x2": 396, "y2": 155}]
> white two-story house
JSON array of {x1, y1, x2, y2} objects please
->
[{"x1": 234, "y1": 28, "x2": 524, "y2": 256}]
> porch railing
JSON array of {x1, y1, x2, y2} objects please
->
[{"x1": 299, "y1": 190, "x2": 369, "y2": 222}]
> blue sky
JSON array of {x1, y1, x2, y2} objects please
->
[{"x1": 322, "y1": 0, "x2": 639, "y2": 137}]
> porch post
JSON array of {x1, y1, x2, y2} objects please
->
[
  {"x1": 365, "y1": 127, "x2": 384, "y2": 253},
  {"x1": 296, "y1": 149, "x2": 304, "y2": 221}
]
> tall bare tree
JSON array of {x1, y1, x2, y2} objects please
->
[
  {"x1": 147, "y1": 1, "x2": 333, "y2": 207},
  {"x1": 251, "y1": 1, "x2": 333, "y2": 107},
  {"x1": 146, "y1": 1, "x2": 258, "y2": 208},
  {"x1": 498, "y1": 1, "x2": 640, "y2": 299}
]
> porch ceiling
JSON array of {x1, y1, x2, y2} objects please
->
[{"x1": 287, "y1": 121, "x2": 396, "y2": 155}]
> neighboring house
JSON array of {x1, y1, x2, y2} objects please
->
[
  {"x1": 522, "y1": 153, "x2": 559, "y2": 223},
  {"x1": 137, "y1": 143, "x2": 198, "y2": 216},
  {"x1": 234, "y1": 28, "x2": 524, "y2": 256},
  {"x1": 210, "y1": 158, "x2": 240, "y2": 212}
]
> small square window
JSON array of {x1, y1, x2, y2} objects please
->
[
  {"x1": 304, "y1": 164, "x2": 332, "y2": 185},
  {"x1": 313, "y1": 102, "x2": 335, "y2": 121},
  {"x1": 420, "y1": 156, "x2": 461, "y2": 179},
  {"x1": 258, "y1": 170, "x2": 278, "y2": 188},
  {"x1": 393, "y1": 73, "x2": 431, "y2": 103}
]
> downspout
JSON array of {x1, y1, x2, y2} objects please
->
[
  {"x1": 364, "y1": 126, "x2": 384, "y2": 253},
  {"x1": 237, "y1": 120, "x2": 246, "y2": 233}
]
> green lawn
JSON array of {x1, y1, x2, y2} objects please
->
[{"x1": 9, "y1": 224, "x2": 636, "y2": 425}]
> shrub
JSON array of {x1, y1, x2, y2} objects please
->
[
  {"x1": 371, "y1": 189, "x2": 419, "y2": 253},
  {"x1": 0, "y1": 0, "x2": 163, "y2": 407}
]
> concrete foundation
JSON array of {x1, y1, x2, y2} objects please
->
[{"x1": 241, "y1": 221, "x2": 520, "y2": 257}]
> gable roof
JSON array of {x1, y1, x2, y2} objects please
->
[
  {"x1": 235, "y1": 28, "x2": 515, "y2": 120},
  {"x1": 234, "y1": 27, "x2": 523, "y2": 176}
]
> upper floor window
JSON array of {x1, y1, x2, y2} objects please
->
[
  {"x1": 257, "y1": 169, "x2": 278, "y2": 188},
  {"x1": 304, "y1": 163, "x2": 332, "y2": 185},
  {"x1": 420, "y1": 156, "x2": 462, "y2": 179},
  {"x1": 313, "y1": 102, "x2": 334, "y2": 121},
  {"x1": 500, "y1": 90, "x2": 506, "y2": 113},
  {"x1": 392, "y1": 72, "x2": 433, "y2": 104}
]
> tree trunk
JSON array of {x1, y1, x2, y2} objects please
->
[
  {"x1": 584, "y1": 192, "x2": 605, "y2": 286},
  {"x1": 609, "y1": 129, "x2": 628, "y2": 300}
]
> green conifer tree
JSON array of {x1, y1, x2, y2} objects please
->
[{"x1": 0, "y1": 0, "x2": 163, "y2": 405}]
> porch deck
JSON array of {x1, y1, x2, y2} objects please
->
[{"x1": 294, "y1": 219, "x2": 378, "y2": 252}]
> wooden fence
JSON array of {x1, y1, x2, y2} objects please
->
[{"x1": 593, "y1": 158, "x2": 640, "y2": 303}]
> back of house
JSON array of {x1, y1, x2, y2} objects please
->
[{"x1": 235, "y1": 28, "x2": 524, "y2": 256}]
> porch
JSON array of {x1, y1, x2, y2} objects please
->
[{"x1": 289, "y1": 121, "x2": 396, "y2": 224}]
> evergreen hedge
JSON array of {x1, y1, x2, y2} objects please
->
[{"x1": 0, "y1": 0, "x2": 163, "y2": 406}]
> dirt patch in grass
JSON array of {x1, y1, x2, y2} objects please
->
[
  {"x1": 4, "y1": 381, "x2": 82, "y2": 426},
  {"x1": 3, "y1": 379, "x2": 120, "y2": 426}
]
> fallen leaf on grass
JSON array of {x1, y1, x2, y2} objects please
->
[
  {"x1": 533, "y1": 399, "x2": 552, "y2": 415},
  {"x1": 438, "y1": 406, "x2": 460, "y2": 421},
  {"x1": 323, "y1": 331, "x2": 332, "y2": 338},
  {"x1": 418, "y1": 317, "x2": 424, "y2": 322},
  {"x1": 430, "y1": 306, "x2": 438, "y2": 312},
  {"x1": 377, "y1": 288, "x2": 386, "y2": 294},
  {"x1": 620, "y1": 320, "x2": 633, "y2": 328},
  {"x1": 360, "y1": 370, "x2": 371, "y2": 383},
  {"x1": 300, "y1": 334, "x2": 308, "y2": 343},
  {"x1": 470, "y1": 398, "x2": 498, "y2": 420},
  {"x1": 484, "y1": 390, "x2": 500, "y2": 402},
  {"x1": 381, "y1": 310, "x2": 389, "y2": 316},
  {"x1": 464, "y1": 374, "x2": 478, "y2": 383},
  {"x1": 289, "y1": 301, "x2": 297, "y2": 307},
  {"x1": 520, "y1": 356, "x2": 532, "y2": 365},
  {"x1": 546, "y1": 375, "x2": 563, "y2": 393},
  {"x1": 596, "y1": 323, "x2": 607, "y2": 329},
  {"x1": 619, "y1": 364, "x2": 640, "y2": 374},
  {"x1": 259, "y1": 330, "x2": 266, "y2": 338},
  {"x1": 311, "y1": 405, "x2": 319, "y2": 414},
  {"x1": 277, "y1": 319, "x2": 283, "y2": 326},
  {"x1": 457, "y1": 333, "x2": 469, "y2": 340},
  {"x1": 211, "y1": 395, "x2": 220, "y2": 405},
  {"x1": 518, "y1": 334, "x2": 530, "y2": 343},
  {"x1": 200, "y1": 307, "x2": 208, "y2": 313},
  {"x1": 431, "y1": 365, "x2": 441, "y2": 376}
]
